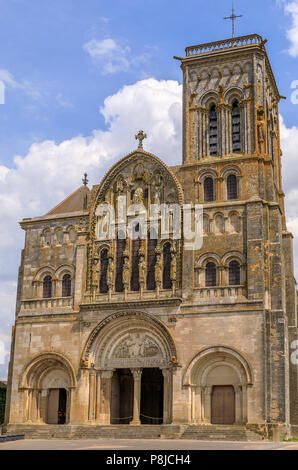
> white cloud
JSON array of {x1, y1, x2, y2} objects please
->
[
  {"x1": 83, "y1": 38, "x2": 154, "y2": 75},
  {"x1": 280, "y1": 115, "x2": 298, "y2": 279},
  {"x1": 281, "y1": 0, "x2": 298, "y2": 56},
  {"x1": 0, "y1": 79, "x2": 182, "y2": 378},
  {"x1": 0, "y1": 69, "x2": 40, "y2": 98}
]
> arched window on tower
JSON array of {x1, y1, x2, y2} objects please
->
[
  {"x1": 62, "y1": 274, "x2": 71, "y2": 297},
  {"x1": 204, "y1": 177, "x2": 214, "y2": 202},
  {"x1": 205, "y1": 262, "x2": 217, "y2": 287},
  {"x1": 43, "y1": 275, "x2": 52, "y2": 298},
  {"x1": 99, "y1": 249, "x2": 109, "y2": 293},
  {"x1": 115, "y1": 235, "x2": 125, "y2": 292},
  {"x1": 229, "y1": 261, "x2": 241, "y2": 286},
  {"x1": 147, "y1": 229, "x2": 157, "y2": 290},
  {"x1": 163, "y1": 242, "x2": 172, "y2": 290},
  {"x1": 232, "y1": 101, "x2": 241, "y2": 153},
  {"x1": 209, "y1": 105, "x2": 218, "y2": 156},
  {"x1": 227, "y1": 174, "x2": 238, "y2": 200}
]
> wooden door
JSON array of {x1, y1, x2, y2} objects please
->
[
  {"x1": 211, "y1": 385, "x2": 235, "y2": 424},
  {"x1": 47, "y1": 388, "x2": 59, "y2": 424}
]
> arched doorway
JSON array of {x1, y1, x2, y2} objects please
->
[
  {"x1": 20, "y1": 353, "x2": 76, "y2": 425},
  {"x1": 82, "y1": 311, "x2": 177, "y2": 425},
  {"x1": 183, "y1": 347, "x2": 253, "y2": 425},
  {"x1": 47, "y1": 388, "x2": 67, "y2": 425}
]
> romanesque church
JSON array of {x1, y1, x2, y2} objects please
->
[{"x1": 4, "y1": 34, "x2": 298, "y2": 440}]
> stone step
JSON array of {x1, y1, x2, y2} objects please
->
[{"x1": 180, "y1": 425, "x2": 264, "y2": 441}]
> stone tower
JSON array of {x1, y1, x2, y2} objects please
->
[{"x1": 4, "y1": 34, "x2": 298, "y2": 440}]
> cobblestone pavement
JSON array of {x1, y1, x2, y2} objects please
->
[{"x1": 0, "y1": 439, "x2": 298, "y2": 450}]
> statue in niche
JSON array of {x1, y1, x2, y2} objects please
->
[
  {"x1": 139, "y1": 254, "x2": 146, "y2": 288},
  {"x1": 170, "y1": 252, "x2": 177, "y2": 282},
  {"x1": 153, "y1": 189, "x2": 161, "y2": 205},
  {"x1": 155, "y1": 252, "x2": 163, "y2": 287},
  {"x1": 107, "y1": 255, "x2": 114, "y2": 289},
  {"x1": 132, "y1": 187, "x2": 144, "y2": 205},
  {"x1": 92, "y1": 254, "x2": 100, "y2": 293},
  {"x1": 133, "y1": 162, "x2": 145, "y2": 180},
  {"x1": 123, "y1": 257, "x2": 130, "y2": 290}
]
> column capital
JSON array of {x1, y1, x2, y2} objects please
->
[
  {"x1": 130, "y1": 368, "x2": 143, "y2": 380},
  {"x1": 99, "y1": 369, "x2": 114, "y2": 379}
]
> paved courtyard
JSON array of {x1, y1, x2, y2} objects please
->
[{"x1": 0, "y1": 438, "x2": 298, "y2": 450}]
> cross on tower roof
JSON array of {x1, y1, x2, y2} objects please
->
[
  {"x1": 224, "y1": 0, "x2": 243, "y2": 38},
  {"x1": 135, "y1": 130, "x2": 147, "y2": 149}
]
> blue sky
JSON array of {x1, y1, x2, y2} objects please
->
[
  {"x1": 0, "y1": 0, "x2": 298, "y2": 378},
  {"x1": 0, "y1": 0, "x2": 297, "y2": 166}
]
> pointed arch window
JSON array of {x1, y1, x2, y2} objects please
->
[
  {"x1": 227, "y1": 174, "x2": 238, "y2": 200},
  {"x1": 99, "y1": 249, "x2": 109, "y2": 293},
  {"x1": 115, "y1": 235, "x2": 125, "y2": 292},
  {"x1": 62, "y1": 274, "x2": 71, "y2": 297},
  {"x1": 209, "y1": 105, "x2": 218, "y2": 156},
  {"x1": 204, "y1": 177, "x2": 214, "y2": 202},
  {"x1": 229, "y1": 261, "x2": 241, "y2": 286},
  {"x1": 163, "y1": 242, "x2": 172, "y2": 290},
  {"x1": 232, "y1": 101, "x2": 241, "y2": 153},
  {"x1": 205, "y1": 262, "x2": 217, "y2": 287},
  {"x1": 43, "y1": 275, "x2": 52, "y2": 298},
  {"x1": 147, "y1": 229, "x2": 157, "y2": 290}
]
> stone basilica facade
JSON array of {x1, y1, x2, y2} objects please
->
[{"x1": 4, "y1": 34, "x2": 298, "y2": 440}]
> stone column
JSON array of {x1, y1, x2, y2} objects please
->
[
  {"x1": 67, "y1": 388, "x2": 73, "y2": 424},
  {"x1": 98, "y1": 370, "x2": 114, "y2": 425},
  {"x1": 235, "y1": 385, "x2": 242, "y2": 424},
  {"x1": 88, "y1": 371, "x2": 96, "y2": 422},
  {"x1": 162, "y1": 369, "x2": 172, "y2": 424},
  {"x1": 204, "y1": 386, "x2": 212, "y2": 424},
  {"x1": 95, "y1": 372, "x2": 101, "y2": 422},
  {"x1": 242, "y1": 385, "x2": 248, "y2": 424},
  {"x1": 195, "y1": 386, "x2": 202, "y2": 424},
  {"x1": 130, "y1": 368, "x2": 142, "y2": 425}
]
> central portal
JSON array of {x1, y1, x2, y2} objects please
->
[
  {"x1": 110, "y1": 368, "x2": 164, "y2": 425},
  {"x1": 140, "y1": 368, "x2": 163, "y2": 424}
]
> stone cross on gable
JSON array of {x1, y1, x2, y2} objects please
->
[{"x1": 135, "y1": 130, "x2": 147, "y2": 149}]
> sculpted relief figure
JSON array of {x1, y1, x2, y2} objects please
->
[
  {"x1": 155, "y1": 252, "x2": 163, "y2": 287},
  {"x1": 123, "y1": 257, "x2": 130, "y2": 290},
  {"x1": 139, "y1": 255, "x2": 146, "y2": 288},
  {"x1": 114, "y1": 334, "x2": 161, "y2": 359},
  {"x1": 107, "y1": 255, "x2": 114, "y2": 289},
  {"x1": 132, "y1": 187, "x2": 144, "y2": 205},
  {"x1": 170, "y1": 252, "x2": 177, "y2": 282}
]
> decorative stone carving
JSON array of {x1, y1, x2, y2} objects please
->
[
  {"x1": 123, "y1": 257, "x2": 130, "y2": 290},
  {"x1": 114, "y1": 334, "x2": 161, "y2": 359},
  {"x1": 139, "y1": 255, "x2": 146, "y2": 288},
  {"x1": 132, "y1": 187, "x2": 144, "y2": 205},
  {"x1": 154, "y1": 252, "x2": 163, "y2": 287}
]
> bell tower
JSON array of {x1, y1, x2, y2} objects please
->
[
  {"x1": 174, "y1": 34, "x2": 298, "y2": 436},
  {"x1": 176, "y1": 34, "x2": 285, "y2": 212}
]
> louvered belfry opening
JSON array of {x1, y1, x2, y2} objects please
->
[
  {"x1": 99, "y1": 249, "x2": 109, "y2": 293},
  {"x1": 232, "y1": 101, "x2": 241, "y2": 153},
  {"x1": 209, "y1": 105, "x2": 218, "y2": 156}
]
